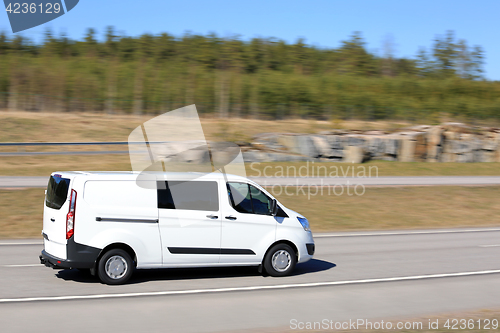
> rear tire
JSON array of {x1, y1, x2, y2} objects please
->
[
  {"x1": 97, "y1": 249, "x2": 134, "y2": 285},
  {"x1": 263, "y1": 243, "x2": 296, "y2": 277}
]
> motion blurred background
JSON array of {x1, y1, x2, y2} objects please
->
[
  {"x1": 1, "y1": 3, "x2": 500, "y2": 332},
  {"x1": 0, "y1": 0, "x2": 499, "y2": 238},
  {"x1": 0, "y1": 0, "x2": 499, "y2": 119}
]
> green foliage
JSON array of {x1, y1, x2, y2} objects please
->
[{"x1": 0, "y1": 28, "x2": 498, "y2": 121}]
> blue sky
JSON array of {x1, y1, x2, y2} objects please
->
[{"x1": 1, "y1": 0, "x2": 499, "y2": 80}]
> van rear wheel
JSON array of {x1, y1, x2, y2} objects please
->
[
  {"x1": 97, "y1": 249, "x2": 134, "y2": 285},
  {"x1": 263, "y1": 244, "x2": 296, "y2": 277}
]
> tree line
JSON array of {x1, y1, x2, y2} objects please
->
[{"x1": 0, "y1": 27, "x2": 498, "y2": 121}]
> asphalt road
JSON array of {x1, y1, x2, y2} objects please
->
[
  {"x1": 0, "y1": 228, "x2": 499, "y2": 332},
  {"x1": 2, "y1": 175, "x2": 500, "y2": 188}
]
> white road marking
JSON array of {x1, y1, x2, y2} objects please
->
[
  {"x1": 0, "y1": 242, "x2": 42, "y2": 246},
  {"x1": 3, "y1": 264, "x2": 42, "y2": 267},
  {"x1": 479, "y1": 244, "x2": 500, "y2": 248},
  {"x1": 315, "y1": 228, "x2": 500, "y2": 238},
  {"x1": 0, "y1": 269, "x2": 499, "y2": 303}
]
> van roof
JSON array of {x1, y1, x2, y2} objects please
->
[{"x1": 51, "y1": 171, "x2": 251, "y2": 182}]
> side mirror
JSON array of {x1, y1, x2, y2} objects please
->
[{"x1": 270, "y1": 199, "x2": 278, "y2": 216}]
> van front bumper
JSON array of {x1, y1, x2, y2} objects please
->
[
  {"x1": 39, "y1": 238, "x2": 101, "y2": 269},
  {"x1": 306, "y1": 243, "x2": 315, "y2": 255},
  {"x1": 296, "y1": 231, "x2": 315, "y2": 263}
]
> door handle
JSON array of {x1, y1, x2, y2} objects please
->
[
  {"x1": 206, "y1": 214, "x2": 218, "y2": 219},
  {"x1": 225, "y1": 215, "x2": 237, "y2": 220},
  {"x1": 50, "y1": 218, "x2": 55, "y2": 222}
]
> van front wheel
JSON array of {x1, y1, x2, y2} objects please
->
[
  {"x1": 263, "y1": 244, "x2": 296, "y2": 277},
  {"x1": 97, "y1": 249, "x2": 134, "y2": 285}
]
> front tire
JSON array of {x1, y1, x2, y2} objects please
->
[
  {"x1": 97, "y1": 249, "x2": 134, "y2": 285},
  {"x1": 263, "y1": 243, "x2": 297, "y2": 277}
]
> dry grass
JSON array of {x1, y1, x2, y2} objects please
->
[
  {"x1": 1, "y1": 186, "x2": 499, "y2": 239},
  {"x1": 246, "y1": 161, "x2": 500, "y2": 177},
  {"x1": 0, "y1": 188, "x2": 45, "y2": 239},
  {"x1": 272, "y1": 186, "x2": 500, "y2": 232},
  {"x1": 0, "y1": 111, "x2": 411, "y2": 143},
  {"x1": 0, "y1": 155, "x2": 132, "y2": 176},
  {"x1": 0, "y1": 111, "x2": 143, "y2": 143},
  {"x1": 1, "y1": 156, "x2": 500, "y2": 177}
]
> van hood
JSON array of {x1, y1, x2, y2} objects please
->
[{"x1": 282, "y1": 206, "x2": 304, "y2": 219}]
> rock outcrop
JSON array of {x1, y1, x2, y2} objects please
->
[{"x1": 244, "y1": 123, "x2": 500, "y2": 163}]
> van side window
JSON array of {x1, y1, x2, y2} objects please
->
[
  {"x1": 227, "y1": 182, "x2": 253, "y2": 214},
  {"x1": 227, "y1": 182, "x2": 272, "y2": 215},
  {"x1": 157, "y1": 181, "x2": 219, "y2": 211},
  {"x1": 249, "y1": 185, "x2": 272, "y2": 215}
]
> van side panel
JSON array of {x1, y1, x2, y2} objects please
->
[{"x1": 76, "y1": 179, "x2": 162, "y2": 268}]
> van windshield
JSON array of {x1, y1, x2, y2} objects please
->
[{"x1": 45, "y1": 175, "x2": 70, "y2": 210}]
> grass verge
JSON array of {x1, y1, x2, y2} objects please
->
[
  {"x1": 1, "y1": 186, "x2": 499, "y2": 239},
  {"x1": 0, "y1": 111, "x2": 411, "y2": 143},
  {"x1": 1, "y1": 157, "x2": 500, "y2": 177},
  {"x1": 272, "y1": 186, "x2": 500, "y2": 232}
]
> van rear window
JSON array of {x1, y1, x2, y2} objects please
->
[
  {"x1": 45, "y1": 175, "x2": 70, "y2": 210},
  {"x1": 157, "y1": 181, "x2": 219, "y2": 211}
]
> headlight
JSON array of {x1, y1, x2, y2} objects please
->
[{"x1": 297, "y1": 217, "x2": 310, "y2": 231}]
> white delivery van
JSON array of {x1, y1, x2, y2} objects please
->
[{"x1": 40, "y1": 171, "x2": 315, "y2": 284}]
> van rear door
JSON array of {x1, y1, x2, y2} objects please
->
[{"x1": 43, "y1": 174, "x2": 73, "y2": 250}]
